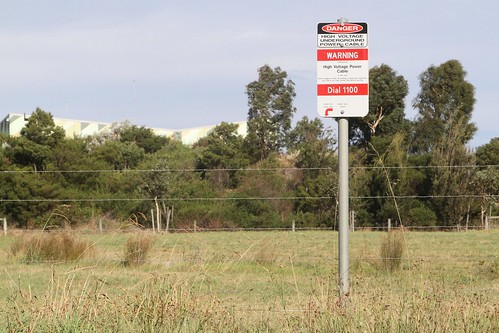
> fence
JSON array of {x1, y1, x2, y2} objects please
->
[{"x1": 0, "y1": 165, "x2": 497, "y2": 230}]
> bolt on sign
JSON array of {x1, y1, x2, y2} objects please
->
[{"x1": 317, "y1": 22, "x2": 369, "y2": 117}]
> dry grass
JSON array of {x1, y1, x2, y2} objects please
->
[
  {"x1": 10, "y1": 231, "x2": 94, "y2": 263},
  {"x1": 0, "y1": 229, "x2": 497, "y2": 332},
  {"x1": 123, "y1": 233, "x2": 153, "y2": 266},
  {"x1": 380, "y1": 229, "x2": 405, "y2": 272}
]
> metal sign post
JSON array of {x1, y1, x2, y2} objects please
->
[
  {"x1": 317, "y1": 17, "x2": 369, "y2": 299},
  {"x1": 337, "y1": 117, "x2": 349, "y2": 297}
]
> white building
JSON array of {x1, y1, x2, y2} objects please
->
[{"x1": 0, "y1": 113, "x2": 247, "y2": 145}]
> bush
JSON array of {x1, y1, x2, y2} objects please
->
[
  {"x1": 123, "y1": 234, "x2": 153, "y2": 266},
  {"x1": 407, "y1": 206, "x2": 437, "y2": 227},
  {"x1": 380, "y1": 230, "x2": 405, "y2": 272}
]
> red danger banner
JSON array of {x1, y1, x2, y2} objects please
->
[
  {"x1": 317, "y1": 83, "x2": 368, "y2": 96},
  {"x1": 317, "y1": 49, "x2": 368, "y2": 61}
]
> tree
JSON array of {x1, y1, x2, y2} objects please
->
[
  {"x1": 430, "y1": 122, "x2": 475, "y2": 226},
  {"x1": 0, "y1": 171, "x2": 62, "y2": 228},
  {"x1": 287, "y1": 117, "x2": 338, "y2": 226},
  {"x1": 230, "y1": 157, "x2": 295, "y2": 228},
  {"x1": 245, "y1": 65, "x2": 296, "y2": 161},
  {"x1": 411, "y1": 60, "x2": 476, "y2": 153},
  {"x1": 86, "y1": 121, "x2": 130, "y2": 150},
  {"x1": 472, "y1": 167, "x2": 499, "y2": 226},
  {"x1": 196, "y1": 122, "x2": 249, "y2": 189},
  {"x1": 475, "y1": 137, "x2": 499, "y2": 167},
  {"x1": 287, "y1": 116, "x2": 336, "y2": 169},
  {"x1": 20, "y1": 108, "x2": 65, "y2": 147},
  {"x1": 138, "y1": 141, "x2": 215, "y2": 228},
  {"x1": 0, "y1": 134, "x2": 6, "y2": 169},
  {"x1": 473, "y1": 138, "x2": 499, "y2": 225},
  {"x1": 9, "y1": 108, "x2": 65, "y2": 171},
  {"x1": 350, "y1": 64, "x2": 409, "y2": 146},
  {"x1": 120, "y1": 125, "x2": 168, "y2": 154},
  {"x1": 92, "y1": 140, "x2": 145, "y2": 170},
  {"x1": 412, "y1": 60, "x2": 477, "y2": 226}
]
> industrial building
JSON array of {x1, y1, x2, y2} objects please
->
[{"x1": 0, "y1": 113, "x2": 247, "y2": 146}]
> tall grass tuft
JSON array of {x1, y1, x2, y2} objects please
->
[
  {"x1": 123, "y1": 234, "x2": 153, "y2": 266},
  {"x1": 11, "y1": 232, "x2": 94, "y2": 263},
  {"x1": 380, "y1": 229, "x2": 405, "y2": 272}
]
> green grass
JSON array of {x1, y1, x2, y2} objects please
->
[{"x1": 0, "y1": 229, "x2": 497, "y2": 332}]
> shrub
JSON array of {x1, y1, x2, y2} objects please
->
[
  {"x1": 380, "y1": 230, "x2": 405, "y2": 272},
  {"x1": 123, "y1": 234, "x2": 153, "y2": 266},
  {"x1": 407, "y1": 206, "x2": 437, "y2": 227}
]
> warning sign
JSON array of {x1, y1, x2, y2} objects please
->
[{"x1": 317, "y1": 22, "x2": 369, "y2": 118}]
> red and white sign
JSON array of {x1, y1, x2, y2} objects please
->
[{"x1": 317, "y1": 22, "x2": 368, "y2": 117}]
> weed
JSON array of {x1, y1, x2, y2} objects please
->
[{"x1": 380, "y1": 229, "x2": 405, "y2": 272}]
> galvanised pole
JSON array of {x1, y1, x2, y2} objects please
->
[{"x1": 337, "y1": 117, "x2": 349, "y2": 298}]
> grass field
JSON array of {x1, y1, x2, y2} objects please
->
[{"x1": 0, "y1": 229, "x2": 497, "y2": 332}]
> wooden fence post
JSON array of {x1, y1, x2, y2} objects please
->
[
  {"x1": 166, "y1": 207, "x2": 171, "y2": 233},
  {"x1": 161, "y1": 205, "x2": 174, "y2": 233},
  {"x1": 171, "y1": 206, "x2": 174, "y2": 229},
  {"x1": 155, "y1": 197, "x2": 161, "y2": 232},
  {"x1": 151, "y1": 209, "x2": 156, "y2": 233},
  {"x1": 350, "y1": 210, "x2": 355, "y2": 231},
  {"x1": 388, "y1": 218, "x2": 391, "y2": 232},
  {"x1": 3, "y1": 218, "x2": 6, "y2": 236}
]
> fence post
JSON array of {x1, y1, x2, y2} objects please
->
[
  {"x1": 98, "y1": 218, "x2": 103, "y2": 234},
  {"x1": 165, "y1": 207, "x2": 171, "y2": 233},
  {"x1": 350, "y1": 211, "x2": 355, "y2": 232},
  {"x1": 485, "y1": 215, "x2": 489, "y2": 230},
  {"x1": 155, "y1": 197, "x2": 161, "y2": 232},
  {"x1": 151, "y1": 209, "x2": 156, "y2": 233},
  {"x1": 388, "y1": 218, "x2": 391, "y2": 232},
  {"x1": 292, "y1": 220, "x2": 295, "y2": 232},
  {"x1": 193, "y1": 220, "x2": 197, "y2": 233},
  {"x1": 171, "y1": 206, "x2": 174, "y2": 228},
  {"x1": 3, "y1": 218, "x2": 6, "y2": 236}
]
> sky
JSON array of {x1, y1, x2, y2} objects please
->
[{"x1": 1, "y1": 0, "x2": 497, "y2": 147}]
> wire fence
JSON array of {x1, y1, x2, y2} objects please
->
[
  {"x1": 0, "y1": 194, "x2": 493, "y2": 203},
  {"x1": 0, "y1": 164, "x2": 497, "y2": 173},
  {"x1": 1, "y1": 165, "x2": 497, "y2": 230}
]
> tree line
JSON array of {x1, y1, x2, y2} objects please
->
[{"x1": 0, "y1": 60, "x2": 497, "y2": 229}]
